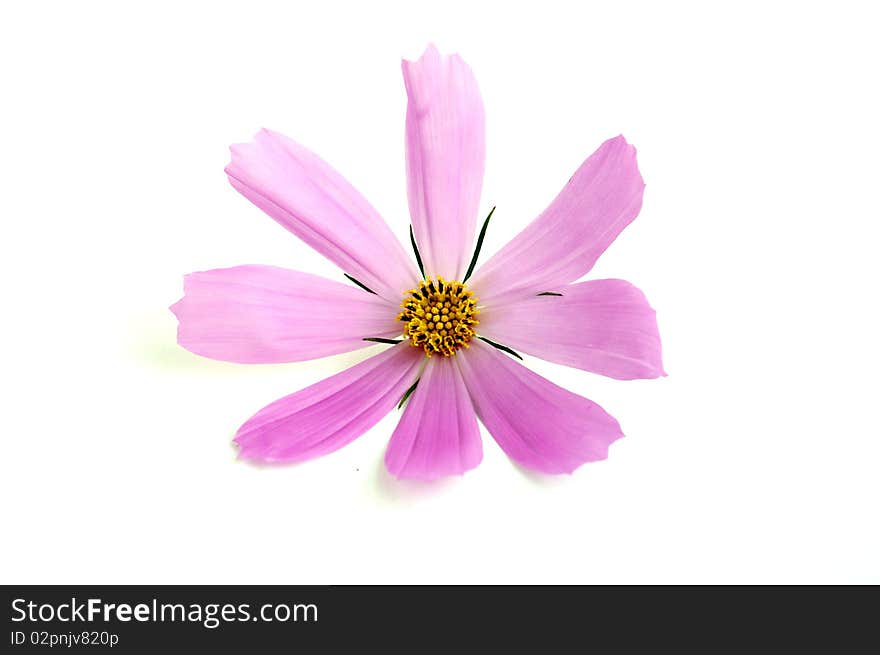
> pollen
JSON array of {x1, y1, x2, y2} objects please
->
[{"x1": 398, "y1": 276, "x2": 479, "y2": 357}]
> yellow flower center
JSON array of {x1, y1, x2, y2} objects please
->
[{"x1": 398, "y1": 277, "x2": 479, "y2": 357}]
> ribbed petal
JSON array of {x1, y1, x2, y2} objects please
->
[
  {"x1": 470, "y1": 135, "x2": 644, "y2": 305},
  {"x1": 478, "y1": 279, "x2": 665, "y2": 380},
  {"x1": 226, "y1": 129, "x2": 418, "y2": 301},
  {"x1": 170, "y1": 265, "x2": 401, "y2": 364},
  {"x1": 457, "y1": 340, "x2": 623, "y2": 474},
  {"x1": 235, "y1": 344, "x2": 422, "y2": 463},
  {"x1": 403, "y1": 44, "x2": 486, "y2": 279},
  {"x1": 385, "y1": 356, "x2": 482, "y2": 480}
]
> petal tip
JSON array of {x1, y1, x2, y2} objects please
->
[
  {"x1": 233, "y1": 434, "x2": 263, "y2": 462},
  {"x1": 226, "y1": 128, "x2": 274, "y2": 169},
  {"x1": 225, "y1": 144, "x2": 245, "y2": 176},
  {"x1": 384, "y1": 440, "x2": 483, "y2": 481},
  {"x1": 384, "y1": 463, "x2": 478, "y2": 482},
  {"x1": 168, "y1": 297, "x2": 184, "y2": 319},
  {"x1": 403, "y1": 42, "x2": 440, "y2": 65}
]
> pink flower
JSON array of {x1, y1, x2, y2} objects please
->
[{"x1": 171, "y1": 45, "x2": 664, "y2": 480}]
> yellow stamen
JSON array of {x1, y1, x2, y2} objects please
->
[{"x1": 398, "y1": 276, "x2": 479, "y2": 357}]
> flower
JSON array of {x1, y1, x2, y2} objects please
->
[{"x1": 171, "y1": 44, "x2": 664, "y2": 480}]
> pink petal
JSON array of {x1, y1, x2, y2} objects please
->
[
  {"x1": 457, "y1": 340, "x2": 623, "y2": 474},
  {"x1": 470, "y1": 135, "x2": 645, "y2": 305},
  {"x1": 478, "y1": 279, "x2": 665, "y2": 380},
  {"x1": 235, "y1": 344, "x2": 422, "y2": 463},
  {"x1": 226, "y1": 129, "x2": 418, "y2": 301},
  {"x1": 385, "y1": 356, "x2": 482, "y2": 480},
  {"x1": 170, "y1": 265, "x2": 402, "y2": 364},
  {"x1": 403, "y1": 44, "x2": 486, "y2": 279}
]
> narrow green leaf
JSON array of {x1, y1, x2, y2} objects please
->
[
  {"x1": 398, "y1": 379, "x2": 419, "y2": 409},
  {"x1": 477, "y1": 336, "x2": 523, "y2": 360},
  {"x1": 409, "y1": 225, "x2": 425, "y2": 278},
  {"x1": 344, "y1": 273, "x2": 377, "y2": 295},
  {"x1": 536, "y1": 292, "x2": 563, "y2": 296},
  {"x1": 463, "y1": 206, "x2": 495, "y2": 282},
  {"x1": 363, "y1": 337, "x2": 403, "y2": 345}
]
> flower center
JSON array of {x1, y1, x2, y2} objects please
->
[{"x1": 398, "y1": 277, "x2": 479, "y2": 357}]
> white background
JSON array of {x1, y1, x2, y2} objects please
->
[{"x1": 2, "y1": 1, "x2": 878, "y2": 584}]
